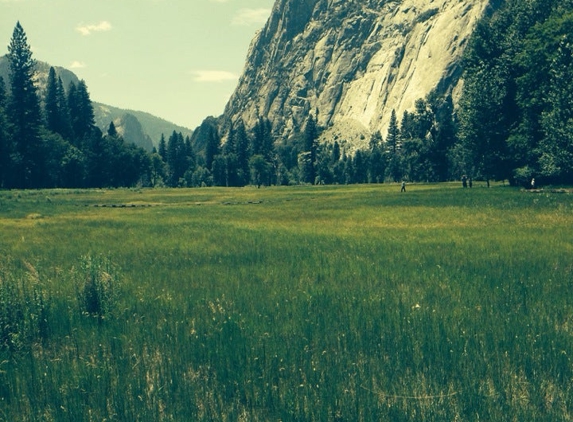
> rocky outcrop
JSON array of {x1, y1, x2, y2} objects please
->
[
  {"x1": 223, "y1": 0, "x2": 494, "y2": 144},
  {"x1": 113, "y1": 113, "x2": 154, "y2": 151}
]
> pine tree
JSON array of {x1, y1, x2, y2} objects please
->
[
  {"x1": 0, "y1": 76, "x2": 8, "y2": 187},
  {"x1": 158, "y1": 134, "x2": 167, "y2": 161},
  {"x1": 368, "y1": 131, "x2": 385, "y2": 183},
  {"x1": 56, "y1": 76, "x2": 73, "y2": 140},
  {"x1": 166, "y1": 131, "x2": 188, "y2": 186},
  {"x1": 234, "y1": 119, "x2": 250, "y2": 185},
  {"x1": 0, "y1": 77, "x2": 5, "y2": 114},
  {"x1": 204, "y1": 126, "x2": 220, "y2": 172},
  {"x1": 385, "y1": 109, "x2": 402, "y2": 182},
  {"x1": 353, "y1": 150, "x2": 368, "y2": 184},
  {"x1": 45, "y1": 67, "x2": 60, "y2": 134},
  {"x1": 107, "y1": 121, "x2": 118, "y2": 137},
  {"x1": 184, "y1": 136, "x2": 196, "y2": 175},
  {"x1": 251, "y1": 116, "x2": 274, "y2": 161},
  {"x1": 428, "y1": 94, "x2": 457, "y2": 181},
  {"x1": 68, "y1": 80, "x2": 96, "y2": 143},
  {"x1": 222, "y1": 122, "x2": 240, "y2": 186},
  {"x1": 224, "y1": 121, "x2": 236, "y2": 156},
  {"x1": 302, "y1": 113, "x2": 318, "y2": 183},
  {"x1": 6, "y1": 22, "x2": 45, "y2": 188},
  {"x1": 385, "y1": 110, "x2": 399, "y2": 154}
]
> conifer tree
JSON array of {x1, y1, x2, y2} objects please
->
[
  {"x1": 302, "y1": 113, "x2": 318, "y2": 183},
  {"x1": 0, "y1": 77, "x2": 8, "y2": 187},
  {"x1": 368, "y1": 131, "x2": 385, "y2": 183},
  {"x1": 0, "y1": 77, "x2": 5, "y2": 115},
  {"x1": 56, "y1": 76, "x2": 73, "y2": 140},
  {"x1": 204, "y1": 126, "x2": 221, "y2": 172},
  {"x1": 234, "y1": 119, "x2": 250, "y2": 185},
  {"x1": 166, "y1": 131, "x2": 188, "y2": 186},
  {"x1": 68, "y1": 80, "x2": 96, "y2": 143},
  {"x1": 385, "y1": 109, "x2": 402, "y2": 182},
  {"x1": 224, "y1": 121, "x2": 236, "y2": 156},
  {"x1": 385, "y1": 109, "x2": 400, "y2": 155},
  {"x1": 221, "y1": 122, "x2": 240, "y2": 186},
  {"x1": 6, "y1": 22, "x2": 44, "y2": 188},
  {"x1": 158, "y1": 134, "x2": 167, "y2": 161},
  {"x1": 45, "y1": 67, "x2": 61, "y2": 134},
  {"x1": 107, "y1": 121, "x2": 118, "y2": 137}
]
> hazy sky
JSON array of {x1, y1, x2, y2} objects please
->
[{"x1": 0, "y1": 0, "x2": 275, "y2": 130}]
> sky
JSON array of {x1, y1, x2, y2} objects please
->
[{"x1": 0, "y1": 0, "x2": 275, "y2": 130}]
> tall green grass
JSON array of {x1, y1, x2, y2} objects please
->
[{"x1": 0, "y1": 183, "x2": 572, "y2": 420}]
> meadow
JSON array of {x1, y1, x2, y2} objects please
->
[{"x1": 0, "y1": 183, "x2": 572, "y2": 421}]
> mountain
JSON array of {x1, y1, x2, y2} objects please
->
[
  {"x1": 101, "y1": 110, "x2": 154, "y2": 151},
  {"x1": 223, "y1": 0, "x2": 496, "y2": 146},
  {"x1": 92, "y1": 103, "x2": 193, "y2": 150},
  {"x1": 0, "y1": 56, "x2": 192, "y2": 150}
]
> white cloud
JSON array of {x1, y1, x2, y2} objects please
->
[
  {"x1": 191, "y1": 70, "x2": 239, "y2": 83},
  {"x1": 232, "y1": 8, "x2": 271, "y2": 26},
  {"x1": 70, "y1": 61, "x2": 86, "y2": 69},
  {"x1": 76, "y1": 21, "x2": 112, "y2": 36}
]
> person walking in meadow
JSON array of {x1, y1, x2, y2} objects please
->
[{"x1": 401, "y1": 181, "x2": 406, "y2": 192}]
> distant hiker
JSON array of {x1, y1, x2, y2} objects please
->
[
  {"x1": 401, "y1": 181, "x2": 406, "y2": 192},
  {"x1": 531, "y1": 178, "x2": 536, "y2": 190},
  {"x1": 469, "y1": 177, "x2": 473, "y2": 188},
  {"x1": 462, "y1": 175, "x2": 468, "y2": 188}
]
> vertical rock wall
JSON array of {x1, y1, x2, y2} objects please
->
[{"x1": 224, "y1": 0, "x2": 494, "y2": 144}]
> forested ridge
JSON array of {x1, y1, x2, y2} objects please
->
[{"x1": 1, "y1": 0, "x2": 572, "y2": 190}]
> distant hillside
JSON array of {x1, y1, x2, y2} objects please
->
[
  {"x1": 93, "y1": 103, "x2": 193, "y2": 148},
  {"x1": 0, "y1": 56, "x2": 192, "y2": 150}
]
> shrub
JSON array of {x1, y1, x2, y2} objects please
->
[{"x1": 75, "y1": 255, "x2": 118, "y2": 320}]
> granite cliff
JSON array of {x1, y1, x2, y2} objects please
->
[{"x1": 223, "y1": 0, "x2": 495, "y2": 144}]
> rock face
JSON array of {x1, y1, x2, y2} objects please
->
[
  {"x1": 223, "y1": 0, "x2": 494, "y2": 144},
  {"x1": 113, "y1": 113, "x2": 154, "y2": 152}
]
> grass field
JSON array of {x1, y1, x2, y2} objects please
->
[{"x1": 0, "y1": 183, "x2": 572, "y2": 421}]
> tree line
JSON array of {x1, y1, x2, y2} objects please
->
[
  {"x1": 2, "y1": 0, "x2": 572, "y2": 190},
  {"x1": 0, "y1": 23, "x2": 154, "y2": 189},
  {"x1": 457, "y1": 0, "x2": 573, "y2": 186}
]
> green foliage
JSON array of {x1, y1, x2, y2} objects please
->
[
  {"x1": 249, "y1": 154, "x2": 272, "y2": 187},
  {"x1": 302, "y1": 113, "x2": 318, "y2": 183},
  {"x1": 68, "y1": 80, "x2": 96, "y2": 142},
  {"x1": 459, "y1": 0, "x2": 573, "y2": 184},
  {"x1": 0, "y1": 262, "x2": 49, "y2": 351},
  {"x1": 6, "y1": 22, "x2": 44, "y2": 188},
  {"x1": 74, "y1": 255, "x2": 117, "y2": 319},
  {"x1": 0, "y1": 23, "x2": 154, "y2": 189},
  {"x1": 537, "y1": 20, "x2": 573, "y2": 181},
  {"x1": 0, "y1": 77, "x2": 9, "y2": 188},
  {"x1": 165, "y1": 130, "x2": 192, "y2": 186}
]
